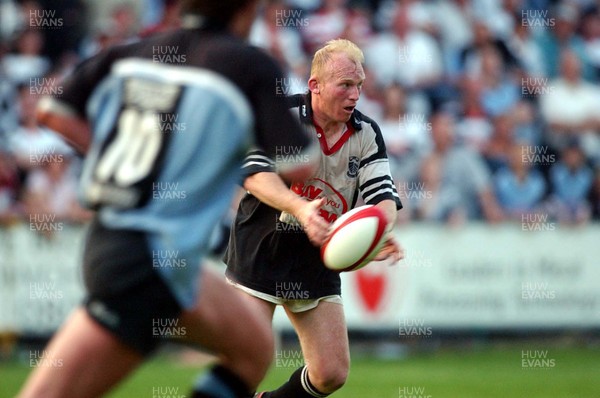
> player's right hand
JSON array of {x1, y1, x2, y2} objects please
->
[{"x1": 296, "y1": 197, "x2": 330, "y2": 247}]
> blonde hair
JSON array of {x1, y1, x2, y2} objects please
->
[{"x1": 310, "y1": 39, "x2": 365, "y2": 80}]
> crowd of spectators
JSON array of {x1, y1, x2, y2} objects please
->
[{"x1": 0, "y1": 0, "x2": 599, "y2": 228}]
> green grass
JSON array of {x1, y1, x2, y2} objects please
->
[{"x1": 2, "y1": 346, "x2": 599, "y2": 397}]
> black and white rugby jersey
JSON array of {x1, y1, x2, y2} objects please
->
[{"x1": 225, "y1": 93, "x2": 402, "y2": 298}]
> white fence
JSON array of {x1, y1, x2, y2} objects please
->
[{"x1": 1, "y1": 223, "x2": 600, "y2": 334}]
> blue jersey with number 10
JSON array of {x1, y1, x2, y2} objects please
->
[{"x1": 43, "y1": 27, "x2": 310, "y2": 307}]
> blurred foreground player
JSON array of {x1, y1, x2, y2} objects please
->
[
  {"x1": 225, "y1": 39, "x2": 403, "y2": 398},
  {"x1": 17, "y1": 0, "x2": 317, "y2": 397}
]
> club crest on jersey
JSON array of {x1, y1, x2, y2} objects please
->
[{"x1": 347, "y1": 156, "x2": 359, "y2": 178}]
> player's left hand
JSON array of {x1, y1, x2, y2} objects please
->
[{"x1": 373, "y1": 236, "x2": 404, "y2": 263}]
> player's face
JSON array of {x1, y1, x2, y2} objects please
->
[{"x1": 318, "y1": 55, "x2": 365, "y2": 123}]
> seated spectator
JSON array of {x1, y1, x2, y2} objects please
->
[
  {"x1": 535, "y1": 3, "x2": 594, "y2": 80},
  {"x1": 588, "y1": 167, "x2": 600, "y2": 221},
  {"x1": 365, "y1": 5, "x2": 443, "y2": 91},
  {"x1": 539, "y1": 49, "x2": 600, "y2": 163},
  {"x1": 430, "y1": 0, "x2": 474, "y2": 79},
  {"x1": 455, "y1": 77, "x2": 493, "y2": 150},
  {"x1": 478, "y1": 44, "x2": 521, "y2": 117},
  {"x1": 420, "y1": 112, "x2": 503, "y2": 222},
  {"x1": 482, "y1": 113, "x2": 515, "y2": 173},
  {"x1": 249, "y1": 0, "x2": 309, "y2": 83},
  {"x1": 22, "y1": 154, "x2": 90, "y2": 224},
  {"x1": 0, "y1": 150, "x2": 20, "y2": 223},
  {"x1": 0, "y1": 69, "x2": 18, "y2": 142},
  {"x1": 139, "y1": 0, "x2": 181, "y2": 37},
  {"x1": 356, "y1": 66, "x2": 383, "y2": 122},
  {"x1": 302, "y1": 0, "x2": 372, "y2": 55},
  {"x1": 1, "y1": 29, "x2": 50, "y2": 85},
  {"x1": 581, "y1": 7, "x2": 600, "y2": 80},
  {"x1": 506, "y1": 13, "x2": 546, "y2": 78},
  {"x1": 8, "y1": 85, "x2": 72, "y2": 172},
  {"x1": 412, "y1": 153, "x2": 466, "y2": 226},
  {"x1": 546, "y1": 142, "x2": 593, "y2": 224},
  {"x1": 460, "y1": 20, "x2": 519, "y2": 78},
  {"x1": 378, "y1": 83, "x2": 430, "y2": 184},
  {"x1": 494, "y1": 144, "x2": 547, "y2": 220}
]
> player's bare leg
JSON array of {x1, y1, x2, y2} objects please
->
[
  {"x1": 287, "y1": 301, "x2": 349, "y2": 393},
  {"x1": 18, "y1": 308, "x2": 143, "y2": 398},
  {"x1": 260, "y1": 301, "x2": 349, "y2": 397},
  {"x1": 179, "y1": 267, "x2": 275, "y2": 395}
]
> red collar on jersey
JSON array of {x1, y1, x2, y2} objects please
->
[
  {"x1": 294, "y1": 92, "x2": 362, "y2": 156},
  {"x1": 313, "y1": 120, "x2": 355, "y2": 156}
]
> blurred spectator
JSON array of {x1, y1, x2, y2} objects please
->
[
  {"x1": 455, "y1": 77, "x2": 493, "y2": 150},
  {"x1": 378, "y1": 83, "x2": 431, "y2": 181},
  {"x1": 140, "y1": 0, "x2": 181, "y2": 37},
  {"x1": 546, "y1": 142, "x2": 593, "y2": 224},
  {"x1": 588, "y1": 167, "x2": 600, "y2": 220},
  {"x1": 507, "y1": 13, "x2": 546, "y2": 78},
  {"x1": 413, "y1": 152, "x2": 466, "y2": 225},
  {"x1": 110, "y1": 3, "x2": 140, "y2": 41},
  {"x1": 250, "y1": 0, "x2": 309, "y2": 82},
  {"x1": 356, "y1": 66, "x2": 383, "y2": 121},
  {"x1": 539, "y1": 49, "x2": 600, "y2": 162},
  {"x1": 1, "y1": 29, "x2": 50, "y2": 85},
  {"x1": 365, "y1": 5, "x2": 443, "y2": 91},
  {"x1": 421, "y1": 112, "x2": 502, "y2": 222},
  {"x1": 535, "y1": 3, "x2": 594, "y2": 80},
  {"x1": 0, "y1": 0, "x2": 21, "y2": 41},
  {"x1": 580, "y1": 6, "x2": 600, "y2": 80},
  {"x1": 302, "y1": 0, "x2": 372, "y2": 55},
  {"x1": 375, "y1": 0, "x2": 437, "y2": 35},
  {"x1": 479, "y1": 0, "x2": 518, "y2": 39},
  {"x1": 0, "y1": 68, "x2": 18, "y2": 142},
  {"x1": 22, "y1": 155, "x2": 90, "y2": 223},
  {"x1": 0, "y1": 150, "x2": 20, "y2": 223},
  {"x1": 8, "y1": 85, "x2": 72, "y2": 172},
  {"x1": 81, "y1": 3, "x2": 139, "y2": 57},
  {"x1": 460, "y1": 20, "x2": 519, "y2": 78},
  {"x1": 478, "y1": 44, "x2": 521, "y2": 117},
  {"x1": 494, "y1": 144, "x2": 546, "y2": 220},
  {"x1": 140, "y1": 0, "x2": 167, "y2": 28},
  {"x1": 431, "y1": 0, "x2": 475, "y2": 78},
  {"x1": 482, "y1": 113, "x2": 516, "y2": 172}
]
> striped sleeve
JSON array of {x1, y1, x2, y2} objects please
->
[
  {"x1": 357, "y1": 116, "x2": 402, "y2": 210},
  {"x1": 241, "y1": 149, "x2": 276, "y2": 177}
]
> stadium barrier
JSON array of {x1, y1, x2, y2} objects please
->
[{"x1": 1, "y1": 222, "x2": 599, "y2": 335}]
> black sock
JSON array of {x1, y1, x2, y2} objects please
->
[
  {"x1": 191, "y1": 364, "x2": 252, "y2": 398},
  {"x1": 266, "y1": 366, "x2": 329, "y2": 398}
]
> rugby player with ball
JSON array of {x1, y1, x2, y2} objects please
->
[{"x1": 225, "y1": 39, "x2": 404, "y2": 398}]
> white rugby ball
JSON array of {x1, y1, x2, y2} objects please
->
[{"x1": 321, "y1": 205, "x2": 388, "y2": 272}]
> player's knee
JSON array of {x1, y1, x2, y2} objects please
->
[{"x1": 309, "y1": 363, "x2": 348, "y2": 393}]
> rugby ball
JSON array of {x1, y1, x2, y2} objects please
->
[{"x1": 321, "y1": 205, "x2": 388, "y2": 272}]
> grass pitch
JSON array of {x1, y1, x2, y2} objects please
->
[{"x1": 1, "y1": 345, "x2": 599, "y2": 397}]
